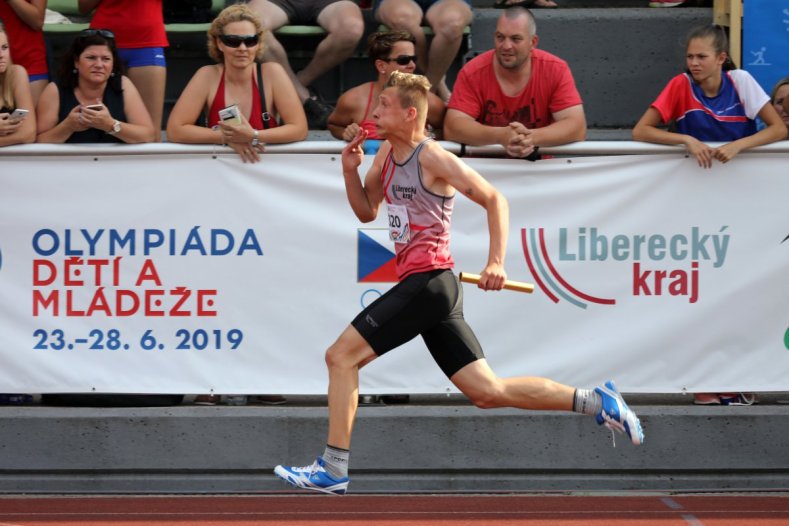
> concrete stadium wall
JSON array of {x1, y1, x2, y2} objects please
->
[{"x1": 1, "y1": 400, "x2": 787, "y2": 493}]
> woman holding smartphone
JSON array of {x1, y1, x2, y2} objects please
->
[
  {"x1": 35, "y1": 28, "x2": 155, "y2": 143},
  {"x1": 166, "y1": 4, "x2": 307, "y2": 163},
  {"x1": 0, "y1": 18, "x2": 36, "y2": 146}
]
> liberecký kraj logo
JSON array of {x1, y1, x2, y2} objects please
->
[{"x1": 521, "y1": 226, "x2": 731, "y2": 309}]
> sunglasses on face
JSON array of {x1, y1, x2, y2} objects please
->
[
  {"x1": 219, "y1": 34, "x2": 260, "y2": 48},
  {"x1": 384, "y1": 55, "x2": 417, "y2": 66},
  {"x1": 79, "y1": 28, "x2": 115, "y2": 39}
]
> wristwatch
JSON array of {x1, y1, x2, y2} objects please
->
[
  {"x1": 108, "y1": 120, "x2": 121, "y2": 135},
  {"x1": 251, "y1": 129, "x2": 260, "y2": 147}
]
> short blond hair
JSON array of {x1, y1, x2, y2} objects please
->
[
  {"x1": 207, "y1": 4, "x2": 267, "y2": 63},
  {"x1": 385, "y1": 71, "x2": 431, "y2": 124}
]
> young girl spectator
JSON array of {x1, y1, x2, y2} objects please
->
[
  {"x1": 633, "y1": 25, "x2": 784, "y2": 406},
  {"x1": 166, "y1": 4, "x2": 307, "y2": 163},
  {"x1": 633, "y1": 24, "x2": 785, "y2": 169},
  {"x1": 78, "y1": 0, "x2": 168, "y2": 140},
  {"x1": 0, "y1": 1, "x2": 48, "y2": 105},
  {"x1": 36, "y1": 29, "x2": 155, "y2": 143},
  {"x1": 0, "y1": 18, "x2": 36, "y2": 145}
]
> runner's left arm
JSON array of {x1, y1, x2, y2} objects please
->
[{"x1": 422, "y1": 145, "x2": 509, "y2": 291}]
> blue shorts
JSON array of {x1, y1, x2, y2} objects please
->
[
  {"x1": 117, "y1": 47, "x2": 167, "y2": 68},
  {"x1": 28, "y1": 73, "x2": 49, "y2": 82}
]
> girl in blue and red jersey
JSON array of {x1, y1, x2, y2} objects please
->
[{"x1": 632, "y1": 24, "x2": 785, "y2": 169}]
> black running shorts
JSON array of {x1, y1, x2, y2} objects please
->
[{"x1": 351, "y1": 269, "x2": 485, "y2": 378}]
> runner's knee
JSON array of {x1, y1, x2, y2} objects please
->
[{"x1": 466, "y1": 382, "x2": 505, "y2": 409}]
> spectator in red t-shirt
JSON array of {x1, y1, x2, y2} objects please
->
[{"x1": 444, "y1": 7, "x2": 586, "y2": 159}]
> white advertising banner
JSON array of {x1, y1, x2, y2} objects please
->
[{"x1": 0, "y1": 151, "x2": 787, "y2": 394}]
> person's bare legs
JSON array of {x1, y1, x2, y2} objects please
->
[
  {"x1": 424, "y1": 0, "x2": 472, "y2": 101},
  {"x1": 248, "y1": 0, "x2": 309, "y2": 99},
  {"x1": 299, "y1": 1, "x2": 365, "y2": 91},
  {"x1": 375, "y1": 0, "x2": 428, "y2": 74},
  {"x1": 325, "y1": 325, "x2": 377, "y2": 449},
  {"x1": 29, "y1": 79, "x2": 48, "y2": 108},
  {"x1": 450, "y1": 358, "x2": 575, "y2": 410},
  {"x1": 127, "y1": 66, "x2": 166, "y2": 142}
]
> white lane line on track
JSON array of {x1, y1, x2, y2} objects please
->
[{"x1": 660, "y1": 496, "x2": 707, "y2": 526}]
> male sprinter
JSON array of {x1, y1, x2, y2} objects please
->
[{"x1": 274, "y1": 72, "x2": 643, "y2": 495}]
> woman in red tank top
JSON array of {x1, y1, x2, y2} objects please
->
[
  {"x1": 328, "y1": 30, "x2": 445, "y2": 147},
  {"x1": 166, "y1": 4, "x2": 307, "y2": 163}
]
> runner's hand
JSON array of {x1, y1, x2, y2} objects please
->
[
  {"x1": 477, "y1": 263, "x2": 507, "y2": 291},
  {"x1": 342, "y1": 128, "x2": 367, "y2": 173}
]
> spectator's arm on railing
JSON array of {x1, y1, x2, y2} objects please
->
[
  {"x1": 712, "y1": 102, "x2": 788, "y2": 164},
  {"x1": 113, "y1": 76, "x2": 157, "y2": 144},
  {"x1": 443, "y1": 108, "x2": 511, "y2": 148},
  {"x1": 529, "y1": 104, "x2": 587, "y2": 146},
  {"x1": 166, "y1": 66, "x2": 224, "y2": 146},
  {"x1": 255, "y1": 62, "x2": 308, "y2": 144},
  {"x1": 0, "y1": 66, "x2": 35, "y2": 146}
]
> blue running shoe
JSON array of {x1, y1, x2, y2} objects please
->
[
  {"x1": 274, "y1": 456, "x2": 349, "y2": 495},
  {"x1": 594, "y1": 380, "x2": 644, "y2": 446}
]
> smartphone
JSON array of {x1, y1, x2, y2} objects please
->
[
  {"x1": 9, "y1": 109, "x2": 29, "y2": 120},
  {"x1": 84, "y1": 104, "x2": 104, "y2": 111},
  {"x1": 218, "y1": 104, "x2": 242, "y2": 126}
]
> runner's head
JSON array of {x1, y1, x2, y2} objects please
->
[{"x1": 384, "y1": 71, "x2": 430, "y2": 126}]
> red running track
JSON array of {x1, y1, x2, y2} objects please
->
[{"x1": 1, "y1": 494, "x2": 788, "y2": 526}]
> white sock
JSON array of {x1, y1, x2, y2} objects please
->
[
  {"x1": 573, "y1": 388, "x2": 602, "y2": 416},
  {"x1": 322, "y1": 444, "x2": 349, "y2": 479}
]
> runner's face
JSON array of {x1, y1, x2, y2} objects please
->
[
  {"x1": 372, "y1": 87, "x2": 408, "y2": 138},
  {"x1": 686, "y1": 37, "x2": 725, "y2": 83},
  {"x1": 494, "y1": 15, "x2": 536, "y2": 70}
]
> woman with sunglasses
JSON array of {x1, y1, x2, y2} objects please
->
[
  {"x1": 166, "y1": 4, "x2": 307, "y2": 164},
  {"x1": 78, "y1": 0, "x2": 168, "y2": 141},
  {"x1": 35, "y1": 29, "x2": 155, "y2": 143},
  {"x1": 0, "y1": 18, "x2": 36, "y2": 146},
  {"x1": 328, "y1": 30, "x2": 445, "y2": 151}
]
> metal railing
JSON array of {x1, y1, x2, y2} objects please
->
[{"x1": 2, "y1": 140, "x2": 789, "y2": 158}]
